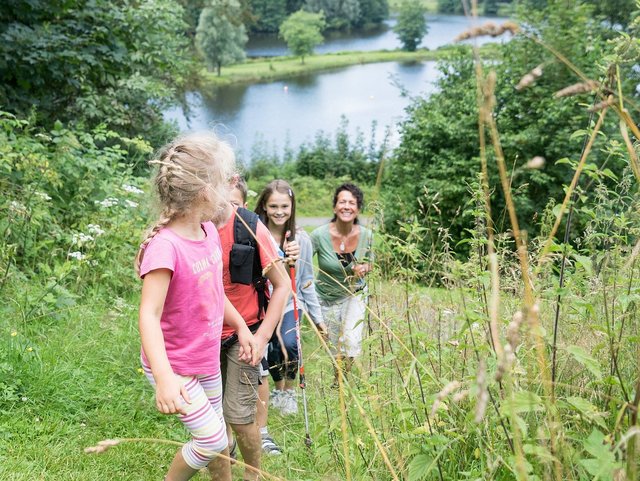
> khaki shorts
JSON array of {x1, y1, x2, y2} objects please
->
[{"x1": 220, "y1": 341, "x2": 260, "y2": 425}]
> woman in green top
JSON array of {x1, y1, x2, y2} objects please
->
[{"x1": 310, "y1": 183, "x2": 372, "y2": 382}]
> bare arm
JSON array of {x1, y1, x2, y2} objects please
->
[
  {"x1": 223, "y1": 296, "x2": 259, "y2": 365},
  {"x1": 254, "y1": 260, "x2": 290, "y2": 356},
  {"x1": 139, "y1": 269, "x2": 190, "y2": 415}
]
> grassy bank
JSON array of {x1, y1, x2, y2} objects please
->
[{"x1": 200, "y1": 45, "x2": 499, "y2": 87}]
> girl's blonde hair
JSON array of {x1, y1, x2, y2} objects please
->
[{"x1": 135, "y1": 132, "x2": 236, "y2": 269}]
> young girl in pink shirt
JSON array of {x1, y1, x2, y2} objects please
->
[{"x1": 136, "y1": 132, "x2": 259, "y2": 481}]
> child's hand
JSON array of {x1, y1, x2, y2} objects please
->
[
  {"x1": 283, "y1": 238, "x2": 300, "y2": 266},
  {"x1": 237, "y1": 326, "x2": 260, "y2": 366},
  {"x1": 155, "y1": 374, "x2": 191, "y2": 415}
]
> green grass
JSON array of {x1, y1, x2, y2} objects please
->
[{"x1": 200, "y1": 45, "x2": 500, "y2": 88}]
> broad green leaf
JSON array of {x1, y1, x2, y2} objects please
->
[
  {"x1": 408, "y1": 454, "x2": 434, "y2": 481},
  {"x1": 572, "y1": 253, "x2": 593, "y2": 276},
  {"x1": 565, "y1": 397, "x2": 607, "y2": 429},
  {"x1": 500, "y1": 391, "x2": 544, "y2": 416},
  {"x1": 567, "y1": 345, "x2": 602, "y2": 380},
  {"x1": 523, "y1": 443, "x2": 558, "y2": 463}
]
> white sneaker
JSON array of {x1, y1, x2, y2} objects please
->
[
  {"x1": 280, "y1": 389, "x2": 298, "y2": 416},
  {"x1": 270, "y1": 389, "x2": 284, "y2": 411}
]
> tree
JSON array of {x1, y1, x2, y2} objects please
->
[
  {"x1": 393, "y1": 0, "x2": 428, "y2": 51},
  {"x1": 384, "y1": 1, "x2": 625, "y2": 258},
  {"x1": 304, "y1": 0, "x2": 360, "y2": 30},
  {"x1": 249, "y1": 0, "x2": 287, "y2": 33},
  {"x1": 196, "y1": 0, "x2": 248, "y2": 76},
  {"x1": 279, "y1": 10, "x2": 325, "y2": 64},
  {"x1": 0, "y1": 0, "x2": 190, "y2": 143},
  {"x1": 356, "y1": 0, "x2": 389, "y2": 28}
]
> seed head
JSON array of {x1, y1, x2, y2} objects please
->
[
  {"x1": 455, "y1": 21, "x2": 520, "y2": 42},
  {"x1": 516, "y1": 64, "x2": 544, "y2": 91},
  {"x1": 526, "y1": 156, "x2": 545, "y2": 169},
  {"x1": 554, "y1": 81, "x2": 600, "y2": 98},
  {"x1": 475, "y1": 361, "x2": 489, "y2": 423},
  {"x1": 84, "y1": 439, "x2": 121, "y2": 454}
]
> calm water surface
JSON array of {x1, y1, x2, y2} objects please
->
[{"x1": 165, "y1": 14, "x2": 511, "y2": 158}]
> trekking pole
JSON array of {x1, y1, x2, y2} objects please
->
[{"x1": 286, "y1": 230, "x2": 313, "y2": 448}]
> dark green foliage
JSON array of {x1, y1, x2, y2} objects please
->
[
  {"x1": 0, "y1": 112, "x2": 150, "y2": 296},
  {"x1": 195, "y1": 0, "x2": 248, "y2": 76},
  {"x1": 279, "y1": 9, "x2": 326, "y2": 63},
  {"x1": 0, "y1": 0, "x2": 190, "y2": 145},
  {"x1": 249, "y1": 0, "x2": 287, "y2": 33},
  {"x1": 245, "y1": 117, "x2": 382, "y2": 185},
  {"x1": 393, "y1": 0, "x2": 428, "y2": 51},
  {"x1": 384, "y1": 0, "x2": 628, "y2": 256},
  {"x1": 437, "y1": 0, "x2": 465, "y2": 14},
  {"x1": 355, "y1": 0, "x2": 389, "y2": 28},
  {"x1": 484, "y1": 0, "x2": 500, "y2": 15}
]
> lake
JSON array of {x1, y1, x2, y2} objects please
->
[{"x1": 164, "y1": 14, "x2": 510, "y2": 160}]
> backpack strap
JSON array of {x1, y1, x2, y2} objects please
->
[{"x1": 233, "y1": 208, "x2": 269, "y2": 321}]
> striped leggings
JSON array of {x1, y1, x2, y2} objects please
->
[{"x1": 142, "y1": 364, "x2": 228, "y2": 469}]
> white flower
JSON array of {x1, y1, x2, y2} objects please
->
[
  {"x1": 95, "y1": 197, "x2": 119, "y2": 208},
  {"x1": 68, "y1": 251, "x2": 86, "y2": 260},
  {"x1": 87, "y1": 224, "x2": 105, "y2": 236},
  {"x1": 122, "y1": 184, "x2": 144, "y2": 195},
  {"x1": 124, "y1": 200, "x2": 138, "y2": 208},
  {"x1": 35, "y1": 191, "x2": 52, "y2": 201},
  {"x1": 9, "y1": 201, "x2": 28, "y2": 214},
  {"x1": 72, "y1": 233, "x2": 94, "y2": 245}
]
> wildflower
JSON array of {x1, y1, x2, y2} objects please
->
[
  {"x1": 11, "y1": 331, "x2": 17, "y2": 337},
  {"x1": 137, "y1": 368, "x2": 144, "y2": 374},
  {"x1": 122, "y1": 184, "x2": 144, "y2": 195},
  {"x1": 21, "y1": 396, "x2": 28, "y2": 402},
  {"x1": 35, "y1": 191, "x2": 52, "y2": 201},
  {"x1": 68, "y1": 251, "x2": 86, "y2": 261},
  {"x1": 26, "y1": 347, "x2": 33, "y2": 352},
  {"x1": 95, "y1": 197, "x2": 119, "y2": 208},
  {"x1": 526, "y1": 156, "x2": 545, "y2": 169},
  {"x1": 124, "y1": 200, "x2": 139, "y2": 208},
  {"x1": 72, "y1": 233, "x2": 94, "y2": 245},
  {"x1": 9, "y1": 201, "x2": 28, "y2": 215},
  {"x1": 87, "y1": 224, "x2": 105, "y2": 236}
]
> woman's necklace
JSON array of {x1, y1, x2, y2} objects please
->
[{"x1": 335, "y1": 225, "x2": 353, "y2": 252}]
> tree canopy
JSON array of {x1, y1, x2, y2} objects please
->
[
  {"x1": 279, "y1": 10, "x2": 326, "y2": 63},
  {"x1": 383, "y1": 0, "x2": 638, "y2": 263},
  {"x1": 0, "y1": 0, "x2": 190, "y2": 143},
  {"x1": 195, "y1": 0, "x2": 248, "y2": 76},
  {"x1": 393, "y1": 0, "x2": 428, "y2": 51}
]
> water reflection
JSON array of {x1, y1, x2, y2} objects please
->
[{"x1": 165, "y1": 61, "x2": 439, "y2": 157}]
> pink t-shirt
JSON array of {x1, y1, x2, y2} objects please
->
[{"x1": 139, "y1": 221, "x2": 224, "y2": 375}]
